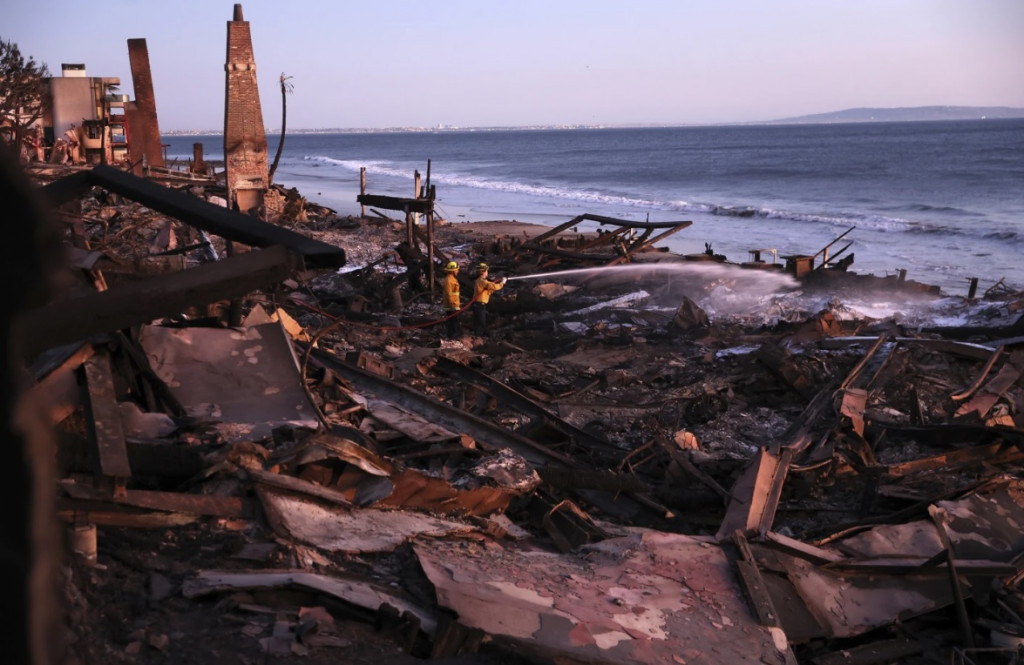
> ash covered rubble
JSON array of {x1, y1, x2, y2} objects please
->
[{"x1": 13, "y1": 160, "x2": 1024, "y2": 665}]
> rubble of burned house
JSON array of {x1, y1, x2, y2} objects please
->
[
  {"x1": 10, "y1": 152, "x2": 1024, "y2": 665},
  {"x1": 7, "y1": 5, "x2": 1024, "y2": 663}
]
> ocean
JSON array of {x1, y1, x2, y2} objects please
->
[{"x1": 162, "y1": 119, "x2": 1024, "y2": 294}]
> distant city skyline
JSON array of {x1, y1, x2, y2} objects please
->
[{"x1": 5, "y1": 0, "x2": 1024, "y2": 132}]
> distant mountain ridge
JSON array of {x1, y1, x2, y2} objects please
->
[
  {"x1": 163, "y1": 106, "x2": 1024, "y2": 134},
  {"x1": 770, "y1": 105, "x2": 1024, "y2": 124}
]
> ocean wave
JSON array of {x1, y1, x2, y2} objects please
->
[
  {"x1": 891, "y1": 203, "x2": 974, "y2": 216},
  {"x1": 299, "y1": 153, "x2": 1020, "y2": 245}
]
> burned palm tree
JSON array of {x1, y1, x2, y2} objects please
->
[{"x1": 267, "y1": 73, "x2": 293, "y2": 184}]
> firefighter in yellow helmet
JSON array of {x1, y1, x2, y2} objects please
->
[
  {"x1": 442, "y1": 261, "x2": 461, "y2": 338},
  {"x1": 472, "y1": 262, "x2": 507, "y2": 336}
]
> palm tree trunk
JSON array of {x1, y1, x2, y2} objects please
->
[{"x1": 268, "y1": 74, "x2": 291, "y2": 185}]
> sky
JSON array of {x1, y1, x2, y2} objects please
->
[{"x1": 5, "y1": 0, "x2": 1024, "y2": 131}]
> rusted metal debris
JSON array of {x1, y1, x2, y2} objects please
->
[{"x1": 16, "y1": 153, "x2": 1024, "y2": 664}]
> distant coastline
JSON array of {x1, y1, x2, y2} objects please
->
[
  {"x1": 162, "y1": 106, "x2": 1024, "y2": 136},
  {"x1": 768, "y1": 105, "x2": 1024, "y2": 124}
]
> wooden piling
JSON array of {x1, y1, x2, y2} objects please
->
[
  {"x1": 968, "y1": 277, "x2": 979, "y2": 299},
  {"x1": 413, "y1": 170, "x2": 421, "y2": 226},
  {"x1": 427, "y1": 208, "x2": 435, "y2": 295},
  {"x1": 359, "y1": 167, "x2": 366, "y2": 218},
  {"x1": 192, "y1": 143, "x2": 204, "y2": 174}
]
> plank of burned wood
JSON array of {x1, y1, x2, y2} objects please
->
[
  {"x1": 83, "y1": 352, "x2": 132, "y2": 478},
  {"x1": 716, "y1": 448, "x2": 790, "y2": 541},
  {"x1": 730, "y1": 532, "x2": 801, "y2": 665},
  {"x1": 56, "y1": 500, "x2": 198, "y2": 528},
  {"x1": 16, "y1": 245, "x2": 297, "y2": 358},
  {"x1": 62, "y1": 483, "x2": 246, "y2": 518},
  {"x1": 929, "y1": 506, "x2": 975, "y2": 649}
]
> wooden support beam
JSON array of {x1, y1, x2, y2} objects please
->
[
  {"x1": 56, "y1": 501, "x2": 199, "y2": 528},
  {"x1": 731, "y1": 531, "x2": 782, "y2": 627},
  {"x1": 16, "y1": 245, "x2": 298, "y2": 358},
  {"x1": 82, "y1": 352, "x2": 132, "y2": 479},
  {"x1": 929, "y1": 505, "x2": 976, "y2": 649},
  {"x1": 716, "y1": 447, "x2": 792, "y2": 541},
  {"x1": 62, "y1": 483, "x2": 247, "y2": 518},
  {"x1": 356, "y1": 193, "x2": 434, "y2": 214},
  {"x1": 730, "y1": 531, "x2": 800, "y2": 665}
]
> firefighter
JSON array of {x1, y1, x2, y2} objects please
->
[
  {"x1": 472, "y1": 263, "x2": 507, "y2": 336},
  {"x1": 442, "y1": 261, "x2": 461, "y2": 338}
]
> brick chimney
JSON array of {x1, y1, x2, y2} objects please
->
[{"x1": 223, "y1": 3, "x2": 268, "y2": 215}]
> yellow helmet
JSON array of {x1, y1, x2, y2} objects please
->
[{"x1": 445, "y1": 261, "x2": 459, "y2": 272}]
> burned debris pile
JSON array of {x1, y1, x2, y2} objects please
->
[{"x1": 14, "y1": 161, "x2": 1024, "y2": 665}]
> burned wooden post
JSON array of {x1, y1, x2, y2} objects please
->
[
  {"x1": 427, "y1": 193, "x2": 435, "y2": 295},
  {"x1": 125, "y1": 38, "x2": 165, "y2": 173},
  {"x1": 223, "y1": 3, "x2": 268, "y2": 215},
  {"x1": 191, "y1": 142, "x2": 206, "y2": 174},
  {"x1": 360, "y1": 167, "x2": 366, "y2": 217},
  {"x1": 413, "y1": 169, "x2": 421, "y2": 225}
]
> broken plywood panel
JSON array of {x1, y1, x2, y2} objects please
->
[
  {"x1": 830, "y1": 489, "x2": 1024, "y2": 561},
  {"x1": 773, "y1": 551, "x2": 960, "y2": 639},
  {"x1": 255, "y1": 487, "x2": 473, "y2": 554},
  {"x1": 414, "y1": 529, "x2": 794, "y2": 665},
  {"x1": 139, "y1": 322, "x2": 318, "y2": 442}
]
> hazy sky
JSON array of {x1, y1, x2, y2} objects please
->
[{"x1": 5, "y1": 0, "x2": 1024, "y2": 131}]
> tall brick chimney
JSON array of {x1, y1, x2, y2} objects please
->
[
  {"x1": 223, "y1": 3, "x2": 268, "y2": 215},
  {"x1": 127, "y1": 38, "x2": 165, "y2": 172}
]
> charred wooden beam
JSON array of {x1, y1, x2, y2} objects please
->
[
  {"x1": 716, "y1": 448, "x2": 794, "y2": 541},
  {"x1": 61, "y1": 483, "x2": 247, "y2": 518},
  {"x1": 82, "y1": 352, "x2": 132, "y2": 479},
  {"x1": 42, "y1": 166, "x2": 346, "y2": 268},
  {"x1": 356, "y1": 194, "x2": 434, "y2": 214},
  {"x1": 929, "y1": 506, "x2": 976, "y2": 648},
  {"x1": 16, "y1": 245, "x2": 299, "y2": 358}
]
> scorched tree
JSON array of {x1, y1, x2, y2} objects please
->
[{"x1": 0, "y1": 39, "x2": 50, "y2": 153}]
